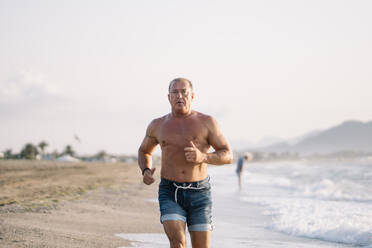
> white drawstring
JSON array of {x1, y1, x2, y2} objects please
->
[{"x1": 173, "y1": 183, "x2": 205, "y2": 203}]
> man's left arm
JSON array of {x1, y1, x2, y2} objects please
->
[
  {"x1": 204, "y1": 116, "x2": 233, "y2": 165},
  {"x1": 185, "y1": 116, "x2": 233, "y2": 165}
]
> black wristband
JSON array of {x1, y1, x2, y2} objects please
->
[{"x1": 142, "y1": 168, "x2": 151, "y2": 176}]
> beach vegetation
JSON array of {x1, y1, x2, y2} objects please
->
[
  {"x1": 20, "y1": 143, "x2": 39, "y2": 160},
  {"x1": 38, "y1": 141, "x2": 48, "y2": 159},
  {"x1": 62, "y1": 145, "x2": 75, "y2": 157}
]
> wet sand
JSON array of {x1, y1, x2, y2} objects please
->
[{"x1": 0, "y1": 160, "x2": 162, "y2": 248}]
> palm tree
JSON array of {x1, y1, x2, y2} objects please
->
[
  {"x1": 20, "y1": 143, "x2": 39, "y2": 160},
  {"x1": 38, "y1": 141, "x2": 48, "y2": 159},
  {"x1": 63, "y1": 145, "x2": 75, "y2": 157}
]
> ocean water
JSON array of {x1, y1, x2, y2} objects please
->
[
  {"x1": 117, "y1": 159, "x2": 372, "y2": 247},
  {"x1": 231, "y1": 159, "x2": 372, "y2": 247}
]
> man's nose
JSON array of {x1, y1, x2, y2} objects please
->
[{"x1": 175, "y1": 92, "x2": 184, "y2": 98}]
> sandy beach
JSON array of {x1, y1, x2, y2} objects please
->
[{"x1": 0, "y1": 160, "x2": 162, "y2": 248}]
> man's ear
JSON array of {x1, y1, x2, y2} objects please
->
[
  {"x1": 168, "y1": 93, "x2": 171, "y2": 103},
  {"x1": 191, "y1": 92, "x2": 195, "y2": 100}
]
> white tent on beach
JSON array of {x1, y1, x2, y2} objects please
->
[{"x1": 56, "y1": 155, "x2": 81, "y2": 162}]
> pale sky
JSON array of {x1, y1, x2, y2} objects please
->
[{"x1": 1, "y1": 0, "x2": 371, "y2": 155}]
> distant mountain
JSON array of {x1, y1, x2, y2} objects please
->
[
  {"x1": 287, "y1": 129, "x2": 322, "y2": 145},
  {"x1": 230, "y1": 139, "x2": 255, "y2": 151},
  {"x1": 256, "y1": 120, "x2": 372, "y2": 154}
]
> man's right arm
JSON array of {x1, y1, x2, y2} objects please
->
[{"x1": 138, "y1": 120, "x2": 159, "y2": 185}]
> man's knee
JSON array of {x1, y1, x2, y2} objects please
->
[
  {"x1": 169, "y1": 236, "x2": 186, "y2": 248},
  {"x1": 163, "y1": 220, "x2": 187, "y2": 248}
]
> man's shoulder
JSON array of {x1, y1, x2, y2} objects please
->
[
  {"x1": 193, "y1": 111, "x2": 214, "y2": 122},
  {"x1": 148, "y1": 114, "x2": 169, "y2": 127},
  {"x1": 146, "y1": 115, "x2": 168, "y2": 137},
  {"x1": 193, "y1": 111, "x2": 217, "y2": 126}
]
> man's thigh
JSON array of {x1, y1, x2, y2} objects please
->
[
  {"x1": 163, "y1": 220, "x2": 187, "y2": 247},
  {"x1": 190, "y1": 231, "x2": 210, "y2": 248}
]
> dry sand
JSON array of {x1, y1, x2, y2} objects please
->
[{"x1": 0, "y1": 160, "x2": 163, "y2": 247}]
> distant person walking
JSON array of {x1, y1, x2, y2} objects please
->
[{"x1": 236, "y1": 153, "x2": 253, "y2": 191}]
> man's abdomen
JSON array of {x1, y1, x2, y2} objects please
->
[{"x1": 161, "y1": 158, "x2": 208, "y2": 182}]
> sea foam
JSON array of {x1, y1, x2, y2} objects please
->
[{"x1": 239, "y1": 160, "x2": 372, "y2": 247}]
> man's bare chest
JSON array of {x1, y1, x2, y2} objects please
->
[{"x1": 156, "y1": 120, "x2": 209, "y2": 148}]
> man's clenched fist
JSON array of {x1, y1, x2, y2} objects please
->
[
  {"x1": 184, "y1": 141, "x2": 206, "y2": 164},
  {"x1": 143, "y1": 167, "x2": 156, "y2": 185}
]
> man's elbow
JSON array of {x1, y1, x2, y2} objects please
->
[
  {"x1": 225, "y1": 151, "x2": 233, "y2": 164},
  {"x1": 218, "y1": 149, "x2": 233, "y2": 165},
  {"x1": 138, "y1": 147, "x2": 152, "y2": 158},
  {"x1": 138, "y1": 147, "x2": 148, "y2": 160}
]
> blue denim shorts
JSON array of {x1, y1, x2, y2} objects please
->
[{"x1": 158, "y1": 176, "x2": 212, "y2": 232}]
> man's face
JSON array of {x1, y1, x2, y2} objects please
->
[{"x1": 168, "y1": 80, "x2": 194, "y2": 114}]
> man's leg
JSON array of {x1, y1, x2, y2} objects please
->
[
  {"x1": 163, "y1": 220, "x2": 187, "y2": 248},
  {"x1": 238, "y1": 173, "x2": 242, "y2": 191},
  {"x1": 187, "y1": 177, "x2": 213, "y2": 248},
  {"x1": 190, "y1": 231, "x2": 210, "y2": 248}
]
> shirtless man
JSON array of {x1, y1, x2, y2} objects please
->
[{"x1": 138, "y1": 78, "x2": 233, "y2": 248}]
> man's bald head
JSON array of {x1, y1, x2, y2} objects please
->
[{"x1": 168, "y1": 78, "x2": 193, "y2": 92}]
